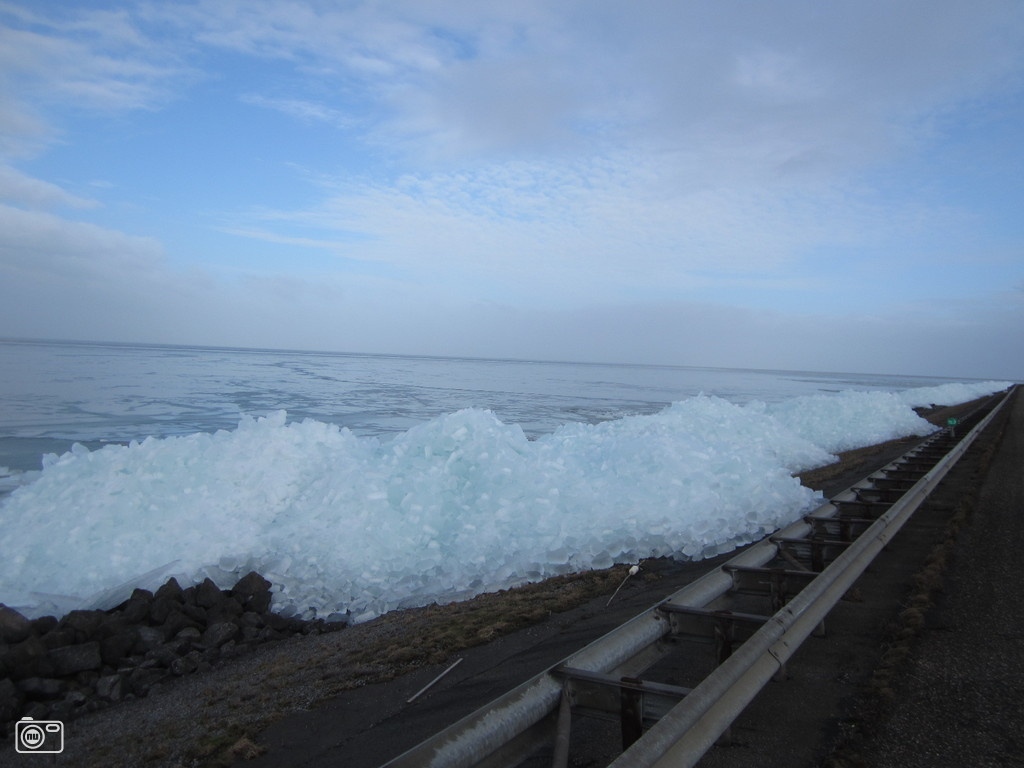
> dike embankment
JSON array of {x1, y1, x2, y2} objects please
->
[{"x1": 822, "y1": 384, "x2": 1023, "y2": 768}]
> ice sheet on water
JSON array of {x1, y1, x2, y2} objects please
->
[{"x1": 0, "y1": 382, "x2": 1011, "y2": 621}]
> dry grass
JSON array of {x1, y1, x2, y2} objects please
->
[{"x1": 349, "y1": 568, "x2": 628, "y2": 668}]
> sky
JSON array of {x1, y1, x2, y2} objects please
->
[{"x1": 0, "y1": 1, "x2": 1022, "y2": 380}]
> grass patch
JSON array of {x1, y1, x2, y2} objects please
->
[{"x1": 349, "y1": 567, "x2": 628, "y2": 669}]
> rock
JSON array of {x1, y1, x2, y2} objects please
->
[
  {"x1": 30, "y1": 615, "x2": 59, "y2": 635},
  {"x1": 0, "y1": 571, "x2": 328, "y2": 732},
  {"x1": 249, "y1": 591, "x2": 273, "y2": 613},
  {"x1": 195, "y1": 578, "x2": 225, "y2": 609},
  {"x1": 76, "y1": 670, "x2": 100, "y2": 687},
  {"x1": 0, "y1": 605, "x2": 32, "y2": 643},
  {"x1": 48, "y1": 641, "x2": 101, "y2": 676},
  {"x1": 233, "y1": 570, "x2": 271, "y2": 595},
  {"x1": 181, "y1": 602, "x2": 207, "y2": 624},
  {"x1": 128, "y1": 666, "x2": 166, "y2": 697},
  {"x1": 6, "y1": 636, "x2": 52, "y2": 680},
  {"x1": 232, "y1": 571, "x2": 273, "y2": 613},
  {"x1": 119, "y1": 596, "x2": 151, "y2": 625},
  {"x1": 60, "y1": 610, "x2": 106, "y2": 641},
  {"x1": 95, "y1": 673, "x2": 127, "y2": 703},
  {"x1": 257, "y1": 627, "x2": 284, "y2": 643},
  {"x1": 239, "y1": 611, "x2": 265, "y2": 629},
  {"x1": 154, "y1": 577, "x2": 184, "y2": 602},
  {"x1": 100, "y1": 629, "x2": 137, "y2": 667},
  {"x1": 202, "y1": 622, "x2": 239, "y2": 649},
  {"x1": 0, "y1": 676, "x2": 22, "y2": 722},
  {"x1": 241, "y1": 626, "x2": 261, "y2": 642},
  {"x1": 63, "y1": 690, "x2": 88, "y2": 708},
  {"x1": 134, "y1": 626, "x2": 165, "y2": 654},
  {"x1": 40, "y1": 629, "x2": 77, "y2": 650},
  {"x1": 170, "y1": 651, "x2": 201, "y2": 676},
  {"x1": 262, "y1": 612, "x2": 303, "y2": 633},
  {"x1": 16, "y1": 676, "x2": 67, "y2": 700},
  {"x1": 162, "y1": 609, "x2": 201, "y2": 641},
  {"x1": 206, "y1": 596, "x2": 243, "y2": 625},
  {"x1": 146, "y1": 642, "x2": 184, "y2": 669},
  {"x1": 94, "y1": 615, "x2": 128, "y2": 639},
  {"x1": 175, "y1": 627, "x2": 202, "y2": 643},
  {"x1": 149, "y1": 595, "x2": 179, "y2": 624}
]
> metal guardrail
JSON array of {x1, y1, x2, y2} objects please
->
[{"x1": 383, "y1": 388, "x2": 1014, "y2": 768}]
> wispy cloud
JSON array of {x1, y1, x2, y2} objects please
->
[
  {"x1": 239, "y1": 93, "x2": 354, "y2": 128},
  {"x1": 0, "y1": 165, "x2": 98, "y2": 210},
  {"x1": 0, "y1": 2, "x2": 190, "y2": 159}
]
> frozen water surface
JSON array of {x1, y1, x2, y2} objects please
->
[{"x1": 0, "y1": 340, "x2": 1012, "y2": 620}]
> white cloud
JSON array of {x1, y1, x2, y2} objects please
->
[
  {"x1": 169, "y1": 0, "x2": 1023, "y2": 309},
  {"x1": 0, "y1": 2, "x2": 190, "y2": 160},
  {"x1": 0, "y1": 165, "x2": 98, "y2": 209},
  {"x1": 0, "y1": 203, "x2": 163, "y2": 282},
  {"x1": 239, "y1": 93, "x2": 354, "y2": 128},
  {"x1": 227, "y1": 154, "x2": 962, "y2": 311}
]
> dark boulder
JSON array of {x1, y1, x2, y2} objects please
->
[
  {"x1": 119, "y1": 591, "x2": 152, "y2": 624},
  {"x1": 206, "y1": 595, "x2": 243, "y2": 626},
  {"x1": 232, "y1": 571, "x2": 273, "y2": 613},
  {"x1": 170, "y1": 651, "x2": 201, "y2": 676},
  {"x1": 195, "y1": 578, "x2": 224, "y2": 609},
  {"x1": 181, "y1": 602, "x2": 207, "y2": 624},
  {"x1": 40, "y1": 628, "x2": 77, "y2": 650},
  {"x1": 133, "y1": 625, "x2": 165, "y2": 654},
  {"x1": 30, "y1": 615, "x2": 59, "y2": 635},
  {"x1": 149, "y1": 595, "x2": 180, "y2": 624},
  {"x1": 6, "y1": 635, "x2": 52, "y2": 680},
  {"x1": 0, "y1": 676, "x2": 22, "y2": 722},
  {"x1": 161, "y1": 609, "x2": 201, "y2": 641},
  {"x1": 174, "y1": 626, "x2": 202, "y2": 643},
  {"x1": 154, "y1": 577, "x2": 184, "y2": 602},
  {"x1": 100, "y1": 628, "x2": 138, "y2": 667},
  {"x1": 48, "y1": 641, "x2": 101, "y2": 676},
  {"x1": 0, "y1": 605, "x2": 32, "y2": 644},
  {"x1": 16, "y1": 676, "x2": 67, "y2": 701},
  {"x1": 60, "y1": 610, "x2": 106, "y2": 642},
  {"x1": 202, "y1": 621, "x2": 239, "y2": 649},
  {"x1": 128, "y1": 666, "x2": 166, "y2": 697},
  {"x1": 95, "y1": 673, "x2": 128, "y2": 703},
  {"x1": 239, "y1": 611, "x2": 265, "y2": 629}
]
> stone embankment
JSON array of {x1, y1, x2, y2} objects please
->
[{"x1": 0, "y1": 572, "x2": 339, "y2": 735}]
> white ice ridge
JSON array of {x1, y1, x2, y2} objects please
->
[{"x1": 0, "y1": 382, "x2": 1011, "y2": 621}]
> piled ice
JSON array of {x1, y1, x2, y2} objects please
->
[
  {"x1": 896, "y1": 380, "x2": 1013, "y2": 408},
  {"x1": 0, "y1": 382, "x2": 1010, "y2": 622}
]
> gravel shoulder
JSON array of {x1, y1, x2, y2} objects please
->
[{"x1": 830, "y1": 386, "x2": 1024, "y2": 767}]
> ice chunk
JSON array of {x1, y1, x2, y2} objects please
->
[{"x1": 0, "y1": 382, "x2": 1011, "y2": 622}]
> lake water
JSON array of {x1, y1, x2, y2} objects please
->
[{"x1": 0, "y1": 338, "x2": 964, "y2": 473}]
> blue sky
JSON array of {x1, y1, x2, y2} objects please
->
[{"x1": 1, "y1": 0, "x2": 1022, "y2": 379}]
